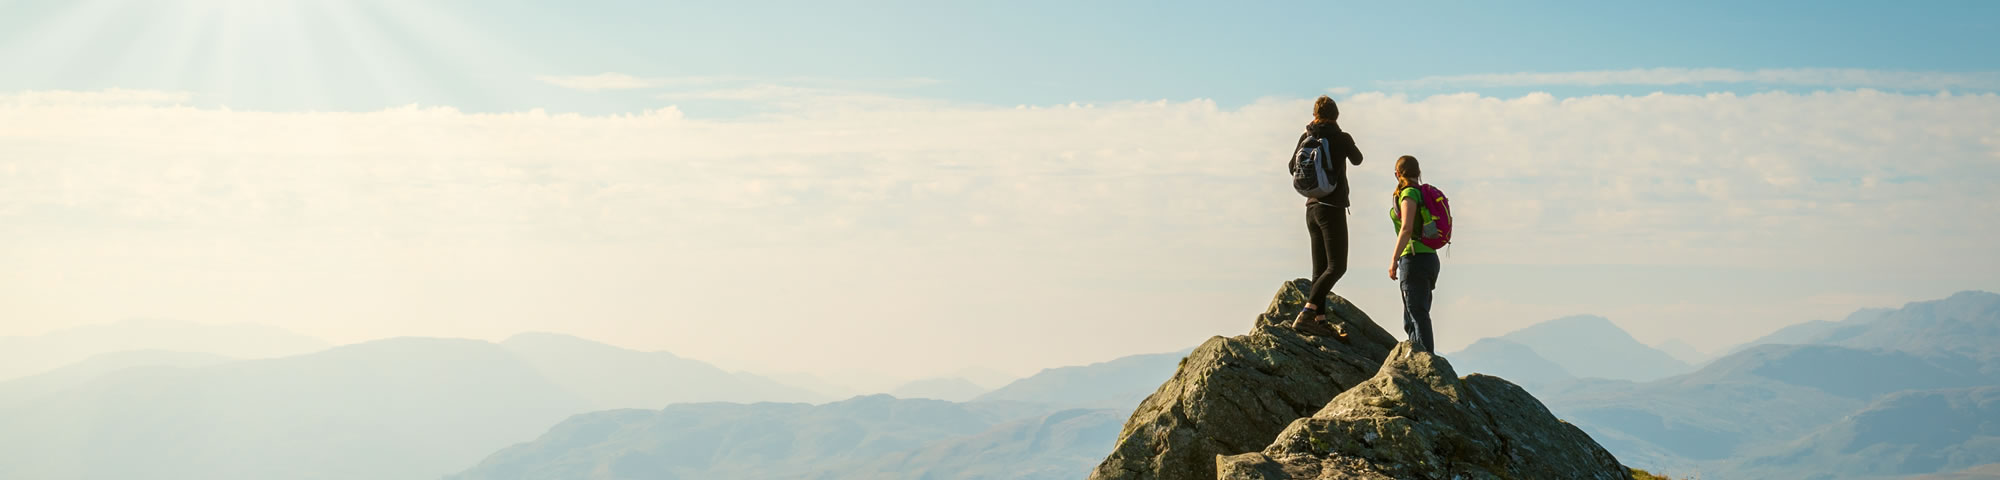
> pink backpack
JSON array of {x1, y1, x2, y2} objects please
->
[{"x1": 1398, "y1": 184, "x2": 1454, "y2": 249}]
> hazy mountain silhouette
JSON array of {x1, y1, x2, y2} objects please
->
[
  {"x1": 945, "y1": 367, "x2": 1020, "y2": 391},
  {"x1": 1802, "y1": 291, "x2": 2000, "y2": 370},
  {"x1": 888, "y1": 377, "x2": 989, "y2": 402},
  {"x1": 1731, "y1": 321, "x2": 1841, "y2": 353},
  {"x1": 1727, "y1": 306, "x2": 1896, "y2": 355},
  {"x1": 1552, "y1": 344, "x2": 1997, "y2": 468},
  {"x1": 1653, "y1": 339, "x2": 1710, "y2": 365},
  {"x1": 0, "y1": 349, "x2": 233, "y2": 408},
  {"x1": 1544, "y1": 291, "x2": 2000, "y2": 477},
  {"x1": 1443, "y1": 314, "x2": 1689, "y2": 388},
  {"x1": 845, "y1": 408, "x2": 1122, "y2": 479},
  {"x1": 1486, "y1": 315, "x2": 1691, "y2": 382},
  {"x1": 1730, "y1": 386, "x2": 2000, "y2": 479},
  {"x1": 0, "y1": 319, "x2": 326, "y2": 381},
  {"x1": 0, "y1": 331, "x2": 1008, "y2": 480},
  {"x1": 0, "y1": 337, "x2": 589, "y2": 480},
  {"x1": 450, "y1": 394, "x2": 1099, "y2": 480},
  {"x1": 763, "y1": 371, "x2": 868, "y2": 400},
  {"x1": 973, "y1": 349, "x2": 1189, "y2": 408},
  {"x1": 448, "y1": 346, "x2": 1203, "y2": 479},
  {"x1": 1445, "y1": 337, "x2": 1575, "y2": 389},
  {"x1": 499, "y1": 332, "x2": 822, "y2": 408}
]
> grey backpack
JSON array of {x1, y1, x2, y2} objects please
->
[{"x1": 1290, "y1": 135, "x2": 1338, "y2": 198}]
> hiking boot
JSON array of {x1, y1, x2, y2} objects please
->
[{"x1": 1290, "y1": 311, "x2": 1341, "y2": 337}]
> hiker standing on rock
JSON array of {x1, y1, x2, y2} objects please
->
[
  {"x1": 1287, "y1": 95, "x2": 1364, "y2": 333},
  {"x1": 1389, "y1": 155, "x2": 1452, "y2": 353}
]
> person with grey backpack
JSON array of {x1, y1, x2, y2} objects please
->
[{"x1": 1287, "y1": 95, "x2": 1365, "y2": 335}]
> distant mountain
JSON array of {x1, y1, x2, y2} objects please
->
[
  {"x1": 499, "y1": 332, "x2": 822, "y2": 409},
  {"x1": 1727, "y1": 307, "x2": 1895, "y2": 354},
  {"x1": 1492, "y1": 315, "x2": 1691, "y2": 382},
  {"x1": 1728, "y1": 292, "x2": 2000, "y2": 363},
  {"x1": 973, "y1": 349, "x2": 1189, "y2": 408},
  {"x1": 1544, "y1": 344, "x2": 1968, "y2": 464},
  {"x1": 0, "y1": 337, "x2": 590, "y2": 480},
  {"x1": 763, "y1": 371, "x2": 867, "y2": 399},
  {"x1": 1694, "y1": 344, "x2": 1993, "y2": 400},
  {"x1": 0, "y1": 319, "x2": 326, "y2": 380},
  {"x1": 0, "y1": 349, "x2": 233, "y2": 407},
  {"x1": 1730, "y1": 387, "x2": 2000, "y2": 479},
  {"x1": 450, "y1": 395, "x2": 1085, "y2": 480},
  {"x1": 1545, "y1": 291, "x2": 2000, "y2": 478},
  {"x1": 888, "y1": 377, "x2": 988, "y2": 402},
  {"x1": 945, "y1": 367, "x2": 1021, "y2": 391},
  {"x1": 816, "y1": 407, "x2": 1122, "y2": 479},
  {"x1": 1735, "y1": 320, "x2": 1842, "y2": 350},
  {"x1": 1444, "y1": 337, "x2": 1574, "y2": 389},
  {"x1": 1805, "y1": 291, "x2": 2000, "y2": 370},
  {"x1": 1549, "y1": 343, "x2": 2000, "y2": 474},
  {"x1": 1653, "y1": 339, "x2": 1710, "y2": 366}
]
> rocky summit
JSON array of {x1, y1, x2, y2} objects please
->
[
  {"x1": 1089, "y1": 279, "x2": 1400, "y2": 480},
  {"x1": 1216, "y1": 342, "x2": 1627, "y2": 480},
  {"x1": 1092, "y1": 279, "x2": 1629, "y2": 480}
]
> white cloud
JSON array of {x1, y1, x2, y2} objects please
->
[
  {"x1": 1390, "y1": 68, "x2": 2000, "y2": 91},
  {"x1": 1, "y1": 88, "x2": 1995, "y2": 376}
]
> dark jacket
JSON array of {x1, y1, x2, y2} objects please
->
[{"x1": 1294, "y1": 122, "x2": 1364, "y2": 206}]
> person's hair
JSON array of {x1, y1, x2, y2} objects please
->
[
  {"x1": 1310, "y1": 95, "x2": 1339, "y2": 126},
  {"x1": 1395, "y1": 155, "x2": 1422, "y2": 192}
]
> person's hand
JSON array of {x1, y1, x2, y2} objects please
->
[{"x1": 1389, "y1": 261, "x2": 1399, "y2": 280}]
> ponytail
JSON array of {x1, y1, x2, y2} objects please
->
[{"x1": 1395, "y1": 155, "x2": 1422, "y2": 192}]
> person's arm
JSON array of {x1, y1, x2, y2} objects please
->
[
  {"x1": 1390, "y1": 193, "x2": 1418, "y2": 280},
  {"x1": 1346, "y1": 134, "x2": 1364, "y2": 166}
]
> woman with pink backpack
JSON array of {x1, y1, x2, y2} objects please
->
[{"x1": 1389, "y1": 155, "x2": 1452, "y2": 354}]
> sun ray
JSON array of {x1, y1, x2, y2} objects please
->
[
  {"x1": 362, "y1": 0, "x2": 559, "y2": 111},
  {"x1": 0, "y1": 0, "x2": 130, "y2": 89},
  {"x1": 310, "y1": 0, "x2": 414, "y2": 108}
]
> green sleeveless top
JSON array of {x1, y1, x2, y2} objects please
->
[{"x1": 1390, "y1": 187, "x2": 1437, "y2": 257}]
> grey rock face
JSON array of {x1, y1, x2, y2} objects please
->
[
  {"x1": 1088, "y1": 279, "x2": 1399, "y2": 480},
  {"x1": 1216, "y1": 342, "x2": 1627, "y2": 480}
]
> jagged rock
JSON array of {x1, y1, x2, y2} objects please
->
[
  {"x1": 1088, "y1": 279, "x2": 1399, "y2": 480},
  {"x1": 1215, "y1": 342, "x2": 1628, "y2": 480}
]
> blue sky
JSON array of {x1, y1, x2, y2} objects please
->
[
  {"x1": 2, "y1": 0, "x2": 1997, "y2": 385},
  {"x1": 4, "y1": 0, "x2": 1996, "y2": 114}
]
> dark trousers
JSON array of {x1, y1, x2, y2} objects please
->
[
  {"x1": 1305, "y1": 203, "x2": 1347, "y2": 309},
  {"x1": 1398, "y1": 253, "x2": 1441, "y2": 353}
]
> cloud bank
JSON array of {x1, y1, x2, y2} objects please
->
[{"x1": 2, "y1": 87, "x2": 1995, "y2": 377}]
